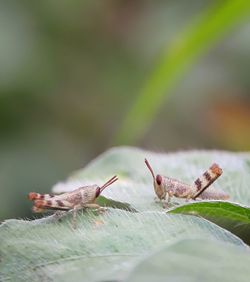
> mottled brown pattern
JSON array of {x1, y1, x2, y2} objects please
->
[
  {"x1": 194, "y1": 179, "x2": 202, "y2": 191},
  {"x1": 28, "y1": 176, "x2": 117, "y2": 228},
  {"x1": 204, "y1": 171, "x2": 212, "y2": 182},
  {"x1": 47, "y1": 200, "x2": 52, "y2": 206},
  {"x1": 210, "y1": 163, "x2": 223, "y2": 175},
  {"x1": 66, "y1": 192, "x2": 82, "y2": 204},
  {"x1": 56, "y1": 200, "x2": 64, "y2": 207},
  {"x1": 175, "y1": 185, "x2": 189, "y2": 197}
]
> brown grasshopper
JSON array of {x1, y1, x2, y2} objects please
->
[
  {"x1": 28, "y1": 175, "x2": 118, "y2": 228},
  {"x1": 145, "y1": 159, "x2": 229, "y2": 207}
]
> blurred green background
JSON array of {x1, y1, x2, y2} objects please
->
[{"x1": 0, "y1": 0, "x2": 249, "y2": 220}]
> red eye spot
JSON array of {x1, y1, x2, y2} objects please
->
[
  {"x1": 95, "y1": 187, "x2": 101, "y2": 197},
  {"x1": 156, "y1": 175, "x2": 162, "y2": 185}
]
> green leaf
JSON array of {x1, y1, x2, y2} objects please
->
[
  {"x1": 96, "y1": 195, "x2": 137, "y2": 212},
  {"x1": 0, "y1": 210, "x2": 246, "y2": 282},
  {"x1": 2, "y1": 147, "x2": 250, "y2": 281},
  {"x1": 53, "y1": 147, "x2": 250, "y2": 209},
  {"x1": 169, "y1": 201, "x2": 250, "y2": 245},
  {"x1": 126, "y1": 238, "x2": 250, "y2": 282}
]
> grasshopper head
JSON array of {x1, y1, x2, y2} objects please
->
[
  {"x1": 95, "y1": 176, "x2": 118, "y2": 198},
  {"x1": 145, "y1": 159, "x2": 166, "y2": 200}
]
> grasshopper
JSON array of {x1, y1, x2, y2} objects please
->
[
  {"x1": 28, "y1": 175, "x2": 118, "y2": 228},
  {"x1": 145, "y1": 159, "x2": 229, "y2": 207}
]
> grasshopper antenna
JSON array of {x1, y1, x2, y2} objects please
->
[
  {"x1": 100, "y1": 175, "x2": 118, "y2": 192},
  {"x1": 145, "y1": 159, "x2": 155, "y2": 180}
]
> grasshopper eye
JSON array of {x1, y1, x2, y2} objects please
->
[
  {"x1": 156, "y1": 175, "x2": 162, "y2": 185},
  {"x1": 95, "y1": 187, "x2": 101, "y2": 197}
]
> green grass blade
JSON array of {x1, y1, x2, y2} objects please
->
[{"x1": 115, "y1": 0, "x2": 250, "y2": 144}]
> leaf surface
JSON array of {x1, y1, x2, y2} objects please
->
[
  {"x1": 2, "y1": 147, "x2": 250, "y2": 281},
  {"x1": 0, "y1": 209, "x2": 245, "y2": 282},
  {"x1": 53, "y1": 147, "x2": 250, "y2": 210},
  {"x1": 169, "y1": 201, "x2": 250, "y2": 244},
  {"x1": 126, "y1": 239, "x2": 250, "y2": 282}
]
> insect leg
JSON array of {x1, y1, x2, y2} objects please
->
[
  {"x1": 34, "y1": 199, "x2": 71, "y2": 210},
  {"x1": 53, "y1": 210, "x2": 67, "y2": 221},
  {"x1": 168, "y1": 190, "x2": 174, "y2": 200},
  {"x1": 192, "y1": 163, "x2": 223, "y2": 200},
  {"x1": 185, "y1": 193, "x2": 193, "y2": 202},
  {"x1": 72, "y1": 207, "x2": 78, "y2": 229},
  {"x1": 154, "y1": 197, "x2": 161, "y2": 203},
  {"x1": 162, "y1": 200, "x2": 167, "y2": 209},
  {"x1": 71, "y1": 203, "x2": 107, "y2": 229},
  {"x1": 162, "y1": 192, "x2": 170, "y2": 208},
  {"x1": 82, "y1": 203, "x2": 104, "y2": 210},
  {"x1": 81, "y1": 203, "x2": 100, "y2": 209},
  {"x1": 82, "y1": 203, "x2": 108, "y2": 214}
]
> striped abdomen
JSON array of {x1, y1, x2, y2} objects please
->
[{"x1": 198, "y1": 186, "x2": 229, "y2": 200}]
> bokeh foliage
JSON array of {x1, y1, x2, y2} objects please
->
[{"x1": 0, "y1": 0, "x2": 249, "y2": 220}]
